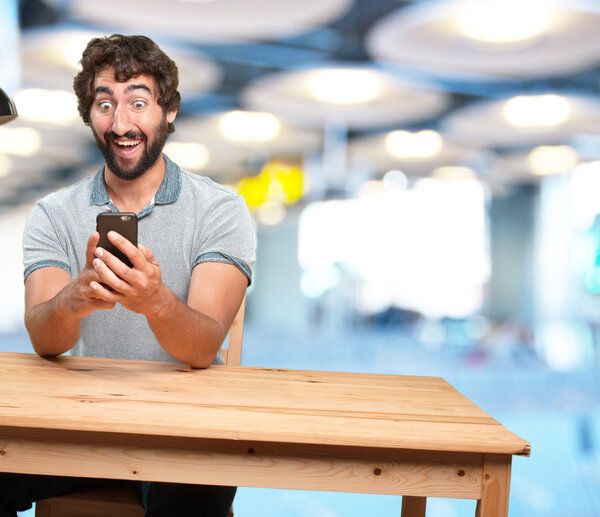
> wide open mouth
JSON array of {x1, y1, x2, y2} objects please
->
[{"x1": 109, "y1": 134, "x2": 145, "y2": 156}]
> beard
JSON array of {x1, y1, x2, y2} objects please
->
[{"x1": 93, "y1": 117, "x2": 169, "y2": 181}]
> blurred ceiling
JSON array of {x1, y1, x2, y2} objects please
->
[{"x1": 3, "y1": 0, "x2": 600, "y2": 210}]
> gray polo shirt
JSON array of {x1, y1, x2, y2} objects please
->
[{"x1": 23, "y1": 154, "x2": 255, "y2": 364}]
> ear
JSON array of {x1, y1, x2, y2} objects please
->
[{"x1": 167, "y1": 109, "x2": 178, "y2": 124}]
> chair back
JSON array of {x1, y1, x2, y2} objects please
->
[{"x1": 221, "y1": 294, "x2": 246, "y2": 367}]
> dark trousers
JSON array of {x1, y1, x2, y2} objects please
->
[{"x1": 0, "y1": 473, "x2": 236, "y2": 517}]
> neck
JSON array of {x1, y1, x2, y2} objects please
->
[{"x1": 104, "y1": 156, "x2": 166, "y2": 214}]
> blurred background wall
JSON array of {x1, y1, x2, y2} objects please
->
[{"x1": 3, "y1": 1, "x2": 600, "y2": 515}]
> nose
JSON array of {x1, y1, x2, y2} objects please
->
[{"x1": 111, "y1": 104, "x2": 133, "y2": 136}]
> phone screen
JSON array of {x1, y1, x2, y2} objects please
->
[{"x1": 96, "y1": 212, "x2": 138, "y2": 268}]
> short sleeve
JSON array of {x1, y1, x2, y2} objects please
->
[
  {"x1": 193, "y1": 193, "x2": 256, "y2": 284},
  {"x1": 23, "y1": 202, "x2": 70, "y2": 280}
]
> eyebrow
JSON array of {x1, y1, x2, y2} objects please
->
[
  {"x1": 94, "y1": 86, "x2": 113, "y2": 96},
  {"x1": 94, "y1": 84, "x2": 152, "y2": 96},
  {"x1": 125, "y1": 84, "x2": 152, "y2": 95}
]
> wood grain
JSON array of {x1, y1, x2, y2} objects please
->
[
  {"x1": 0, "y1": 352, "x2": 530, "y2": 514},
  {"x1": 0, "y1": 352, "x2": 530, "y2": 456},
  {"x1": 475, "y1": 454, "x2": 512, "y2": 517},
  {"x1": 0, "y1": 427, "x2": 484, "y2": 498}
]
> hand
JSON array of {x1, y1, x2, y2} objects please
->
[
  {"x1": 90, "y1": 231, "x2": 167, "y2": 315},
  {"x1": 55, "y1": 232, "x2": 116, "y2": 318}
]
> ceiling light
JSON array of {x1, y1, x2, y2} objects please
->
[
  {"x1": 309, "y1": 69, "x2": 380, "y2": 104},
  {"x1": 385, "y1": 130, "x2": 443, "y2": 159},
  {"x1": 0, "y1": 127, "x2": 42, "y2": 156},
  {"x1": 503, "y1": 94, "x2": 569, "y2": 128},
  {"x1": 432, "y1": 166, "x2": 476, "y2": 181},
  {"x1": 528, "y1": 145, "x2": 578, "y2": 175},
  {"x1": 163, "y1": 142, "x2": 210, "y2": 170},
  {"x1": 14, "y1": 89, "x2": 79, "y2": 125},
  {"x1": 219, "y1": 110, "x2": 280, "y2": 142},
  {"x1": 460, "y1": 1, "x2": 547, "y2": 44}
]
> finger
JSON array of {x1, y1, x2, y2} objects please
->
[
  {"x1": 90, "y1": 296, "x2": 117, "y2": 310},
  {"x1": 92, "y1": 256, "x2": 131, "y2": 294},
  {"x1": 139, "y1": 243, "x2": 158, "y2": 265},
  {"x1": 94, "y1": 246, "x2": 134, "y2": 283},
  {"x1": 89, "y1": 280, "x2": 123, "y2": 304},
  {"x1": 108, "y1": 231, "x2": 145, "y2": 269},
  {"x1": 85, "y1": 232, "x2": 100, "y2": 268}
]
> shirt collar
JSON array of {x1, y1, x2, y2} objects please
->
[{"x1": 90, "y1": 154, "x2": 182, "y2": 207}]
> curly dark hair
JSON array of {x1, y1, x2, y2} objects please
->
[{"x1": 73, "y1": 34, "x2": 181, "y2": 134}]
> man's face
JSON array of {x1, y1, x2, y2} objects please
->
[{"x1": 89, "y1": 67, "x2": 177, "y2": 180}]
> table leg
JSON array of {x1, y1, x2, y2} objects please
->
[
  {"x1": 401, "y1": 496, "x2": 426, "y2": 517},
  {"x1": 475, "y1": 454, "x2": 512, "y2": 517}
]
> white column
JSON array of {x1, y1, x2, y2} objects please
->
[{"x1": 0, "y1": 0, "x2": 20, "y2": 94}]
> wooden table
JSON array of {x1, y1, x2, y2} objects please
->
[{"x1": 0, "y1": 352, "x2": 529, "y2": 517}]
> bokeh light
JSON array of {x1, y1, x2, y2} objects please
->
[
  {"x1": 460, "y1": 0, "x2": 547, "y2": 44},
  {"x1": 163, "y1": 141, "x2": 210, "y2": 170},
  {"x1": 14, "y1": 89, "x2": 79, "y2": 125},
  {"x1": 503, "y1": 94, "x2": 569, "y2": 128},
  {"x1": 309, "y1": 68, "x2": 380, "y2": 104},
  {"x1": 219, "y1": 110, "x2": 280, "y2": 142},
  {"x1": 528, "y1": 145, "x2": 578, "y2": 175},
  {"x1": 0, "y1": 127, "x2": 42, "y2": 156},
  {"x1": 385, "y1": 130, "x2": 443, "y2": 159},
  {"x1": 237, "y1": 161, "x2": 304, "y2": 211}
]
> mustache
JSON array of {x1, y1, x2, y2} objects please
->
[{"x1": 104, "y1": 130, "x2": 144, "y2": 140}]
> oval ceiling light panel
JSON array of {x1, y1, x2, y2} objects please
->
[
  {"x1": 66, "y1": 0, "x2": 353, "y2": 43},
  {"x1": 443, "y1": 94, "x2": 600, "y2": 148},
  {"x1": 384, "y1": 130, "x2": 444, "y2": 159},
  {"x1": 309, "y1": 69, "x2": 380, "y2": 105},
  {"x1": 460, "y1": 1, "x2": 547, "y2": 44},
  {"x1": 242, "y1": 65, "x2": 449, "y2": 129},
  {"x1": 219, "y1": 111, "x2": 281, "y2": 142},
  {"x1": 366, "y1": 0, "x2": 600, "y2": 79},
  {"x1": 348, "y1": 130, "x2": 474, "y2": 177},
  {"x1": 503, "y1": 94, "x2": 570, "y2": 128},
  {"x1": 20, "y1": 28, "x2": 222, "y2": 99},
  {"x1": 528, "y1": 145, "x2": 578, "y2": 175},
  {"x1": 14, "y1": 89, "x2": 79, "y2": 125}
]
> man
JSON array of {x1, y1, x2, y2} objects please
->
[{"x1": 0, "y1": 34, "x2": 254, "y2": 517}]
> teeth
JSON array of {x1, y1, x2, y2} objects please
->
[{"x1": 116, "y1": 141, "x2": 140, "y2": 147}]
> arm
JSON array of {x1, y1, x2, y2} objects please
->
[
  {"x1": 24, "y1": 232, "x2": 116, "y2": 357},
  {"x1": 147, "y1": 262, "x2": 247, "y2": 367},
  {"x1": 90, "y1": 232, "x2": 247, "y2": 367}
]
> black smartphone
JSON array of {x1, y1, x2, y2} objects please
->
[{"x1": 96, "y1": 212, "x2": 138, "y2": 268}]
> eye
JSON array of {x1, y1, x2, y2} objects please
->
[
  {"x1": 132, "y1": 100, "x2": 147, "y2": 110},
  {"x1": 98, "y1": 101, "x2": 112, "y2": 112}
]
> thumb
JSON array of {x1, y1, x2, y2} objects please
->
[{"x1": 85, "y1": 232, "x2": 100, "y2": 268}]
